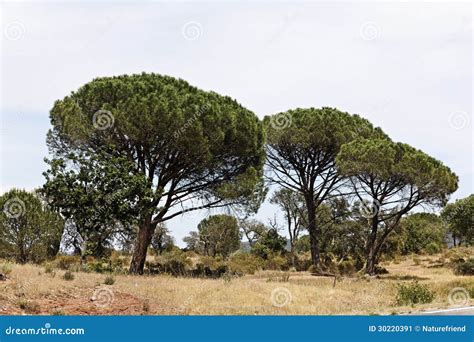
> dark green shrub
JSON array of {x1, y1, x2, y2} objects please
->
[
  {"x1": 251, "y1": 229, "x2": 287, "y2": 259},
  {"x1": 374, "y1": 265, "x2": 389, "y2": 274},
  {"x1": 163, "y1": 259, "x2": 187, "y2": 276},
  {"x1": 228, "y1": 252, "x2": 263, "y2": 275},
  {"x1": 453, "y1": 258, "x2": 474, "y2": 276},
  {"x1": 395, "y1": 281, "x2": 435, "y2": 305},
  {"x1": 155, "y1": 250, "x2": 192, "y2": 276},
  {"x1": 0, "y1": 262, "x2": 12, "y2": 276},
  {"x1": 104, "y1": 275, "x2": 115, "y2": 285},
  {"x1": 264, "y1": 253, "x2": 289, "y2": 271},
  {"x1": 87, "y1": 261, "x2": 111, "y2": 274},
  {"x1": 55, "y1": 256, "x2": 80, "y2": 270},
  {"x1": 424, "y1": 242, "x2": 443, "y2": 255},
  {"x1": 63, "y1": 271, "x2": 74, "y2": 281}
]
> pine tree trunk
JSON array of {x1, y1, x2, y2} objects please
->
[
  {"x1": 129, "y1": 219, "x2": 155, "y2": 274},
  {"x1": 305, "y1": 197, "x2": 321, "y2": 269},
  {"x1": 365, "y1": 218, "x2": 378, "y2": 275}
]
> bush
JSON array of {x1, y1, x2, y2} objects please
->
[
  {"x1": 453, "y1": 258, "x2": 474, "y2": 276},
  {"x1": 374, "y1": 265, "x2": 389, "y2": 274},
  {"x1": 55, "y1": 256, "x2": 80, "y2": 270},
  {"x1": 104, "y1": 275, "x2": 115, "y2": 285},
  {"x1": 191, "y1": 263, "x2": 228, "y2": 278},
  {"x1": 198, "y1": 255, "x2": 225, "y2": 270},
  {"x1": 18, "y1": 299, "x2": 41, "y2": 314},
  {"x1": 44, "y1": 263, "x2": 54, "y2": 274},
  {"x1": 87, "y1": 261, "x2": 110, "y2": 274},
  {"x1": 468, "y1": 286, "x2": 474, "y2": 299},
  {"x1": 63, "y1": 271, "x2": 74, "y2": 281},
  {"x1": 424, "y1": 242, "x2": 443, "y2": 255},
  {"x1": 294, "y1": 253, "x2": 312, "y2": 272},
  {"x1": 444, "y1": 247, "x2": 472, "y2": 263},
  {"x1": 264, "y1": 254, "x2": 289, "y2": 271},
  {"x1": 337, "y1": 259, "x2": 357, "y2": 276},
  {"x1": 0, "y1": 262, "x2": 12, "y2": 276},
  {"x1": 163, "y1": 259, "x2": 188, "y2": 276},
  {"x1": 266, "y1": 272, "x2": 290, "y2": 282},
  {"x1": 395, "y1": 281, "x2": 435, "y2": 305},
  {"x1": 228, "y1": 251, "x2": 263, "y2": 275},
  {"x1": 151, "y1": 250, "x2": 192, "y2": 276}
]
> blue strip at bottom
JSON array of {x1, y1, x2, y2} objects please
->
[{"x1": 0, "y1": 315, "x2": 472, "y2": 342}]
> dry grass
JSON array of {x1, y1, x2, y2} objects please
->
[{"x1": 0, "y1": 249, "x2": 472, "y2": 315}]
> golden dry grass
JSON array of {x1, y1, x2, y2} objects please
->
[{"x1": 0, "y1": 250, "x2": 472, "y2": 315}]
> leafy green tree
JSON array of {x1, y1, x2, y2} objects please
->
[
  {"x1": 396, "y1": 213, "x2": 446, "y2": 255},
  {"x1": 251, "y1": 228, "x2": 287, "y2": 259},
  {"x1": 239, "y1": 219, "x2": 268, "y2": 247},
  {"x1": 441, "y1": 194, "x2": 474, "y2": 246},
  {"x1": 295, "y1": 234, "x2": 310, "y2": 253},
  {"x1": 151, "y1": 223, "x2": 175, "y2": 255},
  {"x1": 46, "y1": 73, "x2": 265, "y2": 273},
  {"x1": 264, "y1": 107, "x2": 385, "y2": 271},
  {"x1": 317, "y1": 199, "x2": 366, "y2": 265},
  {"x1": 197, "y1": 215, "x2": 241, "y2": 257},
  {"x1": 183, "y1": 231, "x2": 203, "y2": 253},
  {"x1": 42, "y1": 151, "x2": 149, "y2": 260},
  {"x1": 336, "y1": 139, "x2": 458, "y2": 274},
  {"x1": 0, "y1": 189, "x2": 64, "y2": 263}
]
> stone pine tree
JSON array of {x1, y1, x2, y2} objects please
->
[
  {"x1": 46, "y1": 73, "x2": 265, "y2": 274},
  {"x1": 336, "y1": 138, "x2": 458, "y2": 274},
  {"x1": 264, "y1": 107, "x2": 386, "y2": 271}
]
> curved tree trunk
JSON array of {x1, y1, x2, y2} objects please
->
[
  {"x1": 129, "y1": 218, "x2": 156, "y2": 274},
  {"x1": 365, "y1": 218, "x2": 378, "y2": 275}
]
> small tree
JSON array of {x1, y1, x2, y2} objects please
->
[
  {"x1": 151, "y1": 223, "x2": 175, "y2": 255},
  {"x1": 336, "y1": 139, "x2": 458, "y2": 274},
  {"x1": 396, "y1": 213, "x2": 446, "y2": 255},
  {"x1": 251, "y1": 228, "x2": 287, "y2": 259},
  {"x1": 183, "y1": 231, "x2": 203, "y2": 253},
  {"x1": 0, "y1": 189, "x2": 64, "y2": 263},
  {"x1": 441, "y1": 194, "x2": 474, "y2": 246},
  {"x1": 239, "y1": 219, "x2": 268, "y2": 247},
  {"x1": 42, "y1": 152, "x2": 149, "y2": 260},
  {"x1": 270, "y1": 188, "x2": 306, "y2": 264},
  {"x1": 197, "y1": 215, "x2": 241, "y2": 258}
]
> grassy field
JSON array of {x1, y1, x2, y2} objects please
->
[{"x1": 0, "y1": 251, "x2": 472, "y2": 315}]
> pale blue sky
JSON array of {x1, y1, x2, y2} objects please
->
[{"x1": 1, "y1": 1, "x2": 472, "y2": 246}]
